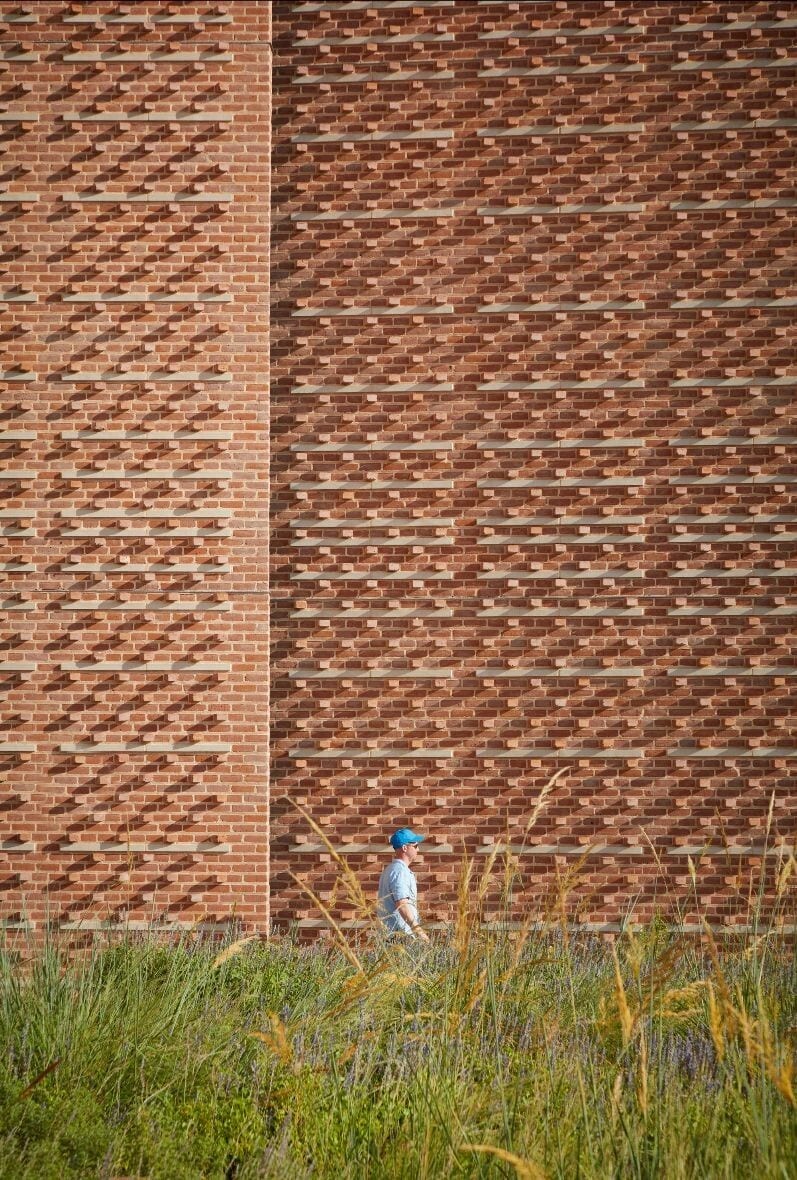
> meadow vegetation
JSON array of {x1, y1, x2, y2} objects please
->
[{"x1": 0, "y1": 816, "x2": 794, "y2": 1179}]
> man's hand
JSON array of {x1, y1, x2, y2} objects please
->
[{"x1": 395, "y1": 898, "x2": 429, "y2": 941}]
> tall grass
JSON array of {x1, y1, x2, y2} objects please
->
[{"x1": 0, "y1": 843, "x2": 794, "y2": 1178}]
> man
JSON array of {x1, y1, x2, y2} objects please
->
[{"x1": 377, "y1": 827, "x2": 430, "y2": 942}]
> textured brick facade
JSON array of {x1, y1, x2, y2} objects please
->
[
  {"x1": 1, "y1": 2, "x2": 270, "y2": 939},
  {"x1": 1, "y1": 1, "x2": 794, "y2": 940},
  {"x1": 271, "y1": 0, "x2": 795, "y2": 934}
]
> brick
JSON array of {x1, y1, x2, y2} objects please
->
[{"x1": 5, "y1": 1, "x2": 795, "y2": 939}]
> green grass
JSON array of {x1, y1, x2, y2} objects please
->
[{"x1": 0, "y1": 905, "x2": 794, "y2": 1180}]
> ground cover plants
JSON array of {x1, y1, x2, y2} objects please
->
[{"x1": 0, "y1": 817, "x2": 794, "y2": 1178}]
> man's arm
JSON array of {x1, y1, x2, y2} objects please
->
[{"x1": 394, "y1": 898, "x2": 430, "y2": 942}]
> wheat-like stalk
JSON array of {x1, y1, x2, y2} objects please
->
[
  {"x1": 210, "y1": 935, "x2": 258, "y2": 970},
  {"x1": 461, "y1": 1143, "x2": 547, "y2": 1180},
  {"x1": 609, "y1": 1069, "x2": 625, "y2": 1131},
  {"x1": 659, "y1": 980, "x2": 709, "y2": 1020},
  {"x1": 287, "y1": 797, "x2": 373, "y2": 921},
  {"x1": 452, "y1": 846, "x2": 476, "y2": 957},
  {"x1": 288, "y1": 871, "x2": 365, "y2": 975},
  {"x1": 250, "y1": 1013, "x2": 296, "y2": 1072},
  {"x1": 706, "y1": 981, "x2": 725, "y2": 1062},
  {"x1": 775, "y1": 851, "x2": 795, "y2": 898},
  {"x1": 611, "y1": 944, "x2": 635, "y2": 1046},
  {"x1": 764, "y1": 1039, "x2": 796, "y2": 1108},
  {"x1": 523, "y1": 766, "x2": 569, "y2": 835}
]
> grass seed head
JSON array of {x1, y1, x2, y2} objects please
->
[
  {"x1": 210, "y1": 935, "x2": 258, "y2": 970},
  {"x1": 462, "y1": 1143, "x2": 547, "y2": 1180},
  {"x1": 611, "y1": 944, "x2": 635, "y2": 1046}
]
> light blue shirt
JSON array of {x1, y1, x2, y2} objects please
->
[{"x1": 377, "y1": 859, "x2": 419, "y2": 935}]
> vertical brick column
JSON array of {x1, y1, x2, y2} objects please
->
[
  {"x1": 1, "y1": 3, "x2": 270, "y2": 940},
  {"x1": 271, "y1": 1, "x2": 796, "y2": 934}
]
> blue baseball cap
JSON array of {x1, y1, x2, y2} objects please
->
[{"x1": 389, "y1": 827, "x2": 426, "y2": 851}]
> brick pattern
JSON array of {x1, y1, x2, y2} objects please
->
[
  {"x1": 271, "y1": 1, "x2": 796, "y2": 933},
  {"x1": 1, "y1": 3, "x2": 270, "y2": 938}
]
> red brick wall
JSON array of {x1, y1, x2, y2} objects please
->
[
  {"x1": 1, "y1": 2, "x2": 270, "y2": 940},
  {"x1": 271, "y1": 1, "x2": 796, "y2": 934},
  {"x1": 2, "y1": 2, "x2": 794, "y2": 941}
]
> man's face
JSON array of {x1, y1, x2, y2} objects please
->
[{"x1": 404, "y1": 841, "x2": 420, "y2": 865}]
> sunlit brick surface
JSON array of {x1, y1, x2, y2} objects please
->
[
  {"x1": 1, "y1": 3, "x2": 270, "y2": 939},
  {"x1": 2, "y1": 2, "x2": 794, "y2": 940},
  {"x1": 271, "y1": 0, "x2": 796, "y2": 933}
]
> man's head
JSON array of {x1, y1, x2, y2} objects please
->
[{"x1": 389, "y1": 827, "x2": 425, "y2": 863}]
